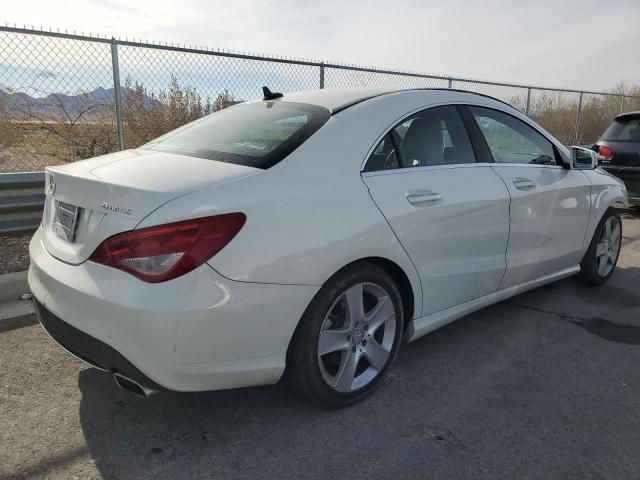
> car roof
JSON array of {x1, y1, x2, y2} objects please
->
[
  {"x1": 276, "y1": 87, "x2": 396, "y2": 112},
  {"x1": 276, "y1": 87, "x2": 515, "y2": 113},
  {"x1": 615, "y1": 111, "x2": 640, "y2": 120}
]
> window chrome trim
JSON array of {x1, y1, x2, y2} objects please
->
[
  {"x1": 361, "y1": 161, "x2": 565, "y2": 178},
  {"x1": 489, "y1": 163, "x2": 564, "y2": 170},
  {"x1": 361, "y1": 162, "x2": 493, "y2": 177}
]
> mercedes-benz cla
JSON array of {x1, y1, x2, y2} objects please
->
[{"x1": 30, "y1": 88, "x2": 628, "y2": 406}]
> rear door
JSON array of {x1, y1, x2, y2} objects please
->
[
  {"x1": 465, "y1": 105, "x2": 591, "y2": 289},
  {"x1": 362, "y1": 105, "x2": 510, "y2": 316}
]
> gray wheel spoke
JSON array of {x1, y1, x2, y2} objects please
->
[
  {"x1": 366, "y1": 296, "x2": 394, "y2": 332},
  {"x1": 610, "y1": 222, "x2": 621, "y2": 247},
  {"x1": 597, "y1": 253, "x2": 610, "y2": 276},
  {"x1": 605, "y1": 218, "x2": 612, "y2": 239},
  {"x1": 334, "y1": 351, "x2": 360, "y2": 391},
  {"x1": 317, "y1": 330, "x2": 350, "y2": 356},
  {"x1": 364, "y1": 339, "x2": 389, "y2": 371},
  {"x1": 611, "y1": 239, "x2": 621, "y2": 259},
  {"x1": 596, "y1": 242, "x2": 608, "y2": 257},
  {"x1": 344, "y1": 284, "x2": 364, "y2": 327}
]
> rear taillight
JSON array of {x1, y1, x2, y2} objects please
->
[
  {"x1": 598, "y1": 145, "x2": 614, "y2": 161},
  {"x1": 89, "y1": 213, "x2": 245, "y2": 283}
]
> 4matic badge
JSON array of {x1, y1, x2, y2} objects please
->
[{"x1": 101, "y1": 202, "x2": 132, "y2": 215}]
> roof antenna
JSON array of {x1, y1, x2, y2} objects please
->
[{"x1": 262, "y1": 86, "x2": 283, "y2": 100}]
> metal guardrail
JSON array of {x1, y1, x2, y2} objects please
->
[{"x1": 0, "y1": 172, "x2": 45, "y2": 234}]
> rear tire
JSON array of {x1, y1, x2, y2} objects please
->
[
  {"x1": 285, "y1": 262, "x2": 404, "y2": 407},
  {"x1": 579, "y1": 207, "x2": 622, "y2": 285}
]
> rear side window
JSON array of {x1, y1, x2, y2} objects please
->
[
  {"x1": 469, "y1": 106, "x2": 557, "y2": 165},
  {"x1": 363, "y1": 105, "x2": 476, "y2": 172},
  {"x1": 142, "y1": 101, "x2": 331, "y2": 169},
  {"x1": 601, "y1": 117, "x2": 640, "y2": 142}
]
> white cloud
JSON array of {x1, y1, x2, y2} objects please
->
[{"x1": 3, "y1": 0, "x2": 639, "y2": 90}]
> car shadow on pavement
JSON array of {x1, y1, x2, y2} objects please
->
[
  {"x1": 75, "y1": 210, "x2": 640, "y2": 479},
  {"x1": 76, "y1": 270, "x2": 640, "y2": 480}
]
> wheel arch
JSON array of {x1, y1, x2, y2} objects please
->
[
  {"x1": 314, "y1": 256, "x2": 417, "y2": 330},
  {"x1": 582, "y1": 178, "x2": 627, "y2": 254},
  {"x1": 358, "y1": 257, "x2": 416, "y2": 328}
]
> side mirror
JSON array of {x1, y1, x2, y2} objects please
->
[{"x1": 570, "y1": 146, "x2": 597, "y2": 170}]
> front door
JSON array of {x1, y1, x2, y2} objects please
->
[{"x1": 466, "y1": 106, "x2": 591, "y2": 288}]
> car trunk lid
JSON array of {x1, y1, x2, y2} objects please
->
[{"x1": 41, "y1": 149, "x2": 260, "y2": 265}]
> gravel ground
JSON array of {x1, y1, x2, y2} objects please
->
[
  {"x1": 1, "y1": 212, "x2": 640, "y2": 480},
  {"x1": 0, "y1": 233, "x2": 32, "y2": 275}
]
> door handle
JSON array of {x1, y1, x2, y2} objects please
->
[
  {"x1": 513, "y1": 178, "x2": 536, "y2": 190},
  {"x1": 406, "y1": 192, "x2": 442, "y2": 205}
]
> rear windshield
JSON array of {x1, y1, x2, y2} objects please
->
[
  {"x1": 601, "y1": 116, "x2": 640, "y2": 142},
  {"x1": 142, "y1": 101, "x2": 331, "y2": 169}
]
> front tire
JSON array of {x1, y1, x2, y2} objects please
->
[
  {"x1": 285, "y1": 262, "x2": 404, "y2": 406},
  {"x1": 579, "y1": 207, "x2": 622, "y2": 285}
]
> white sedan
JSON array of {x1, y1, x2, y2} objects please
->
[{"x1": 29, "y1": 87, "x2": 627, "y2": 406}]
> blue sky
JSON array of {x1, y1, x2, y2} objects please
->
[{"x1": 2, "y1": 0, "x2": 640, "y2": 92}]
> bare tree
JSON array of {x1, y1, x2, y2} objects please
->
[
  {"x1": 11, "y1": 91, "x2": 117, "y2": 163},
  {"x1": 123, "y1": 76, "x2": 212, "y2": 148},
  {"x1": 214, "y1": 89, "x2": 236, "y2": 111}
]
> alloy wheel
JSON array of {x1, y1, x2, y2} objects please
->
[
  {"x1": 595, "y1": 216, "x2": 621, "y2": 277},
  {"x1": 317, "y1": 282, "x2": 397, "y2": 393}
]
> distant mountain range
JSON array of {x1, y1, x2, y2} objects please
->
[{"x1": 0, "y1": 87, "x2": 153, "y2": 120}]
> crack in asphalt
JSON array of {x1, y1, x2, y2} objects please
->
[
  {"x1": 503, "y1": 301, "x2": 640, "y2": 346},
  {"x1": 502, "y1": 301, "x2": 591, "y2": 322}
]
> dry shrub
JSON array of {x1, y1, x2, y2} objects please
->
[
  {"x1": 123, "y1": 76, "x2": 214, "y2": 148},
  {"x1": 0, "y1": 99, "x2": 21, "y2": 148},
  {"x1": 9, "y1": 92, "x2": 118, "y2": 164},
  {"x1": 0, "y1": 119, "x2": 20, "y2": 149},
  {"x1": 529, "y1": 93, "x2": 579, "y2": 145},
  {"x1": 531, "y1": 84, "x2": 640, "y2": 146}
]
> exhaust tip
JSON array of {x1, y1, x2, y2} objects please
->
[{"x1": 113, "y1": 372, "x2": 157, "y2": 399}]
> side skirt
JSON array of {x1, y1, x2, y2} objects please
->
[{"x1": 405, "y1": 265, "x2": 580, "y2": 342}]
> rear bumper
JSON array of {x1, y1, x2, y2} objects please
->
[
  {"x1": 35, "y1": 299, "x2": 164, "y2": 391},
  {"x1": 28, "y1": 228, "x2": 319, "y2": 392}
]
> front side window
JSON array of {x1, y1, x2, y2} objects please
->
[
  {"x1": 363, "y1": 105, "x2": 476, "y2": 172},
  {"x1": 143, "y1": 101, "x2": 331, "y2": 169},
  {"x1": 469, "y1": 106, "x2": 557, "y2": 165},
  {"x1": 601, "y1": 116, "x2": 640, "y2": 142}
]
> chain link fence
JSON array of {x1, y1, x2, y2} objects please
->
[{"x1": 1, "y1": 25, "x2": 640, "y2": 174}]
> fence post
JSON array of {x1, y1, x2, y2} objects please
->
[
  {"x1": 111, "y1": 38, "x2": 125, "y2": 150},
  {"x1": 620, "y1": 95, "x2": 625, "y2": 114},
  {"x1": 319, "y1": 62, "x2": 325, "y2": 89},
  {"x1": 447, "y1": 78, "x2": 453, "y2": 89},
  {"x1": 525, "y1": 88, "x2": 532, "y2": 116},
  {"x1": 573, "y1": 92, "x2": 583, "y2": 145}
]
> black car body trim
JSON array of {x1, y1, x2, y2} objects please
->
[{"x1": 34, "y1": 300, "x2": 166, "y2": 391}]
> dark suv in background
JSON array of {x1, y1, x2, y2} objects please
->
[{"x1": 594, "y1": 111, "x2": 640, "y2": 206}]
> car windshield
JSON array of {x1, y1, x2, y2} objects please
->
[
  {"x1": 601, "y1": 116, "x2": 640, "y2": 142},
  {"x1": 142, "y1": 101, "x2": 331, "y2": 169}
]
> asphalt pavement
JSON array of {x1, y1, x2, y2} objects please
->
[{"x1": 2, "y1": 211, "x2": 640, "y2": 480}]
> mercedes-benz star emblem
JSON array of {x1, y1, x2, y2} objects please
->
[{"x1": 48, "y1": 175, "x2": 56, "y2": 194}]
